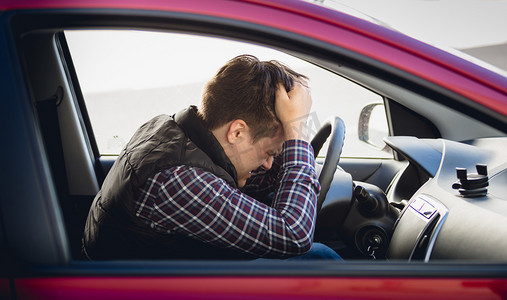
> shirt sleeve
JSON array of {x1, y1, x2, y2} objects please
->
[
  {"x1": 240, "y1": 154, "x2": 282, "y2": 206},
  {"x1": 244, "y1": 153, "x2": 282, "y2": 187},
  {"x1": 135, "y1": 139, "x2": 321, "y2": 258}
]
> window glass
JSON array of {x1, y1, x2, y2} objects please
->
[{"x1": 65, "y1": 30, "x2": 390, "y2": 158}]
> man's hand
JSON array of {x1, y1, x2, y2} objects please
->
[{"x1": 275, "y1": 81, "x2": 312, "y2": 141}]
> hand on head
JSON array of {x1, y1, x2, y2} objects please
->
[{"x1": 275, "y1": 81, "x2": 312, "y2": 141}]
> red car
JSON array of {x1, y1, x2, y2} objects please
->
[{"x1": 1, "y1": 0, "x2": 506, "y2": 299}]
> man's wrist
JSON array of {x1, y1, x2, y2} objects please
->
[{"x1": 282, "y1": 122, "x2": 310, "y2": 142}]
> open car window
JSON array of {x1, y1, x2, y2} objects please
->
[{"x1": 65, "y1": 30, "x2": 391, "y2": 159}]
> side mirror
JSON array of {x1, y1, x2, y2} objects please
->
[{"x1": 358, "y1": 103, "x2": 390, "y2": 151}]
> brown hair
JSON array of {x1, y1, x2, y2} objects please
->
[{"x1": 199, "y1": 54, "x2": 307, "y2": 141}]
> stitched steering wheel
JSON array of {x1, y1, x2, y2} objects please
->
[{"x1": 310, "y1": 116, "x2": 346, "y2": 212}]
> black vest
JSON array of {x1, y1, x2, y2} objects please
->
[{"x1": 83, "y1": 106, "x2": 254, "y2": 260}]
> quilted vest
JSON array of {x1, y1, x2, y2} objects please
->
[{"x1": 83, "y1": 106, "x2": 253, "y2": 260}]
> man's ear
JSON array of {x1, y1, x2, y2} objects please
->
[{"x1": 226, "y1": 120, "x2": 249, "y2": 144}]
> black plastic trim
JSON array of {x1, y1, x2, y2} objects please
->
[{"x1": 15, "y1": 260, "x2": 507, "y2": 278}]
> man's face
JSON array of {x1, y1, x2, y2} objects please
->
[{"x1": 231, "y1": 127, "x2": 284, "y2": 188}]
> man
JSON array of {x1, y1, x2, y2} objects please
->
[{"x1": 83, "y1": 54, "x2": 339, "y2": 260}]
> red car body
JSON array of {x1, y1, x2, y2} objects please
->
[{"x1": 1, "y1": 0, "x2": 506, "y2": 299}]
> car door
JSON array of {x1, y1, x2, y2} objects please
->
[{"x1": 1, "y1": 1, "x2": 506, "y2": 299}]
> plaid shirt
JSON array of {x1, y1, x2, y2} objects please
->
[{"x1": 135, "y1": 139, "x2": 320, "y2": 258}]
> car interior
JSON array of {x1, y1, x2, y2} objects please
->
[{"x1": 11, "y1": 9, "x2": 507, "y2": 267}]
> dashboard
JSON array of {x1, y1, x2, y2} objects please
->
[{"x1": 385, "y1": 136, "x2": 507, "y2": 261}]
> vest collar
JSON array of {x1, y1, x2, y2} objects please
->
[{"x1": 174, "y1": 106, "x2": 238, "y2": 187}]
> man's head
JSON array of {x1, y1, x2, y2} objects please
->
[
  {"x1": 199, "y1": 54, "x2": 307, "y2": 142},
  {"x1": 199, "y1": 55, "x2": 308, "y2": 187}
]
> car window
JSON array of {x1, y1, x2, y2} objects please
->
[{"x1": 65, "y1": 30, "x2": 391, "y2": 158}]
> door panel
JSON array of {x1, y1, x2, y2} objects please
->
[{"x1": 15, "y1": 276, "x2": 507, "y2": 299}]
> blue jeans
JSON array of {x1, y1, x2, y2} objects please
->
[
  {"x1": 256, "y1": 243, "x2": 341, "y2": 261},
  {"x1": 285, "y1": 242, "x2": 341, "y2": 260}
]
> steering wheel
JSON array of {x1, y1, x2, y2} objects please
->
[{"x1": 310, "y1": 116, "x2": 346, "y2": 212}]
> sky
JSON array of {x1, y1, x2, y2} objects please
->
[
  {"x1": 323, "y1": 0, "x2": 507, "y2": 49},
  {"x1": 66, "y1": 31, "x2": 308, "y2": 92}
]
